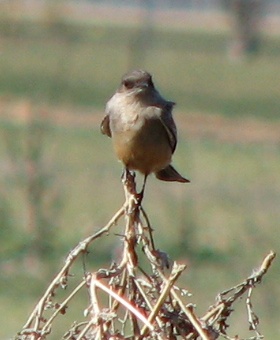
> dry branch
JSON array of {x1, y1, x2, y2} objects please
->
[{"x1": 16, "y1": 173, "x2": 275, "y2": 340}]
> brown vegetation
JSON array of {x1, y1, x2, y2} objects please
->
[{"x1": 16, "y1": 172, "x2": 275, "y2": 339}]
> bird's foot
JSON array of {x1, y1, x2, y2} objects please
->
[
  {"x1": 122, "y1": 169, "x2": 136, "y2": 191},
  {"x1": 125, "y1": 197, "x2": 139, "y2": 215},
  {"x1": 135, "y1": 189, "x2": 144, "y2": 206},
  {"x1": 122, "y1": 168, "x2": 142, "y2": 213}
]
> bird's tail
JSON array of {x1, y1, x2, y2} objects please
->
[{"x1": 155, "y1": 165, "x2": 190, "y2": 183}]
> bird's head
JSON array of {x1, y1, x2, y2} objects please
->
[{"x1": 119, "y1": 70, "x2": 154, "y2": 95}]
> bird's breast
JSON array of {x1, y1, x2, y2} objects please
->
[{"x1": 112, "y1": 115, "x2": 172, "y2": 175}]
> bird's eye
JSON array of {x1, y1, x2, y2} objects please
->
[{"x1": 123, "y1": 80, "x2": 134, "y2": 89}]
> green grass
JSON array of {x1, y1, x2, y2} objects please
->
[
  {"x1": 1, "y1": 18, "x2": 280, "y2": 339},
  {"x1": 1, "y1": 20, "x2": 280, "y2": 119}
]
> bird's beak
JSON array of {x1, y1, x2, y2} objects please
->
[
  {"x1": 140, "y1": 82, "x2": 149, "y2": 88},
  {"x1": 136, "y1": 82, "x2": 149, "y2": 91}
]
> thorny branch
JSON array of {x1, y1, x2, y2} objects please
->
[
  {"x1": 201, "y1": 251, "x2": 276, "y2": 340},
  {"x1": 16, "y1": 172, "x2": 276, "y2": 340},
  {"x1": 19, "y1": 205, "x2": 125, "y2": 339}
]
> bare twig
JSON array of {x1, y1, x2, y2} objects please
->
[
  {"x1": 201, "y1": 251, "x2": 276, "y2": 339},
  {"x1": 140, "y1": 262, "x2": 186, "y2": 337},
  {"x1": 20, "y1": 205, "x2": 125, "y2": 338},
  {"x1": 41, "y1": 280, "x2": 86, "y2": 335},
  {"x1": 90, "y1": 275, "x2": 154, "y2": 331}
]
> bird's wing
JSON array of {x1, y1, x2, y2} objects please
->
[
  {"x1": 100, "y1": 114, "x2": 112, "y2": 137},
  {"x1": 158, "y1": 101, "x2": 177, "y2": 153}
]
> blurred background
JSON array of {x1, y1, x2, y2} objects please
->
[{"x1": 0, "y1": 0, "x2": 279, "y2": 338}]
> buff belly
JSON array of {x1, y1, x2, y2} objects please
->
[{"x1": 112, "y1": 118, "x2": 172, "y2": 175}]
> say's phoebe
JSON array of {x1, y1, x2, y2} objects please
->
[{"x1": 101, "y1": 69, "x2": 190, "y2": 191}]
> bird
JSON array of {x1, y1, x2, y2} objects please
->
[{"x1": 100, "y1": 69, "x2": 189, "y2": 195}]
